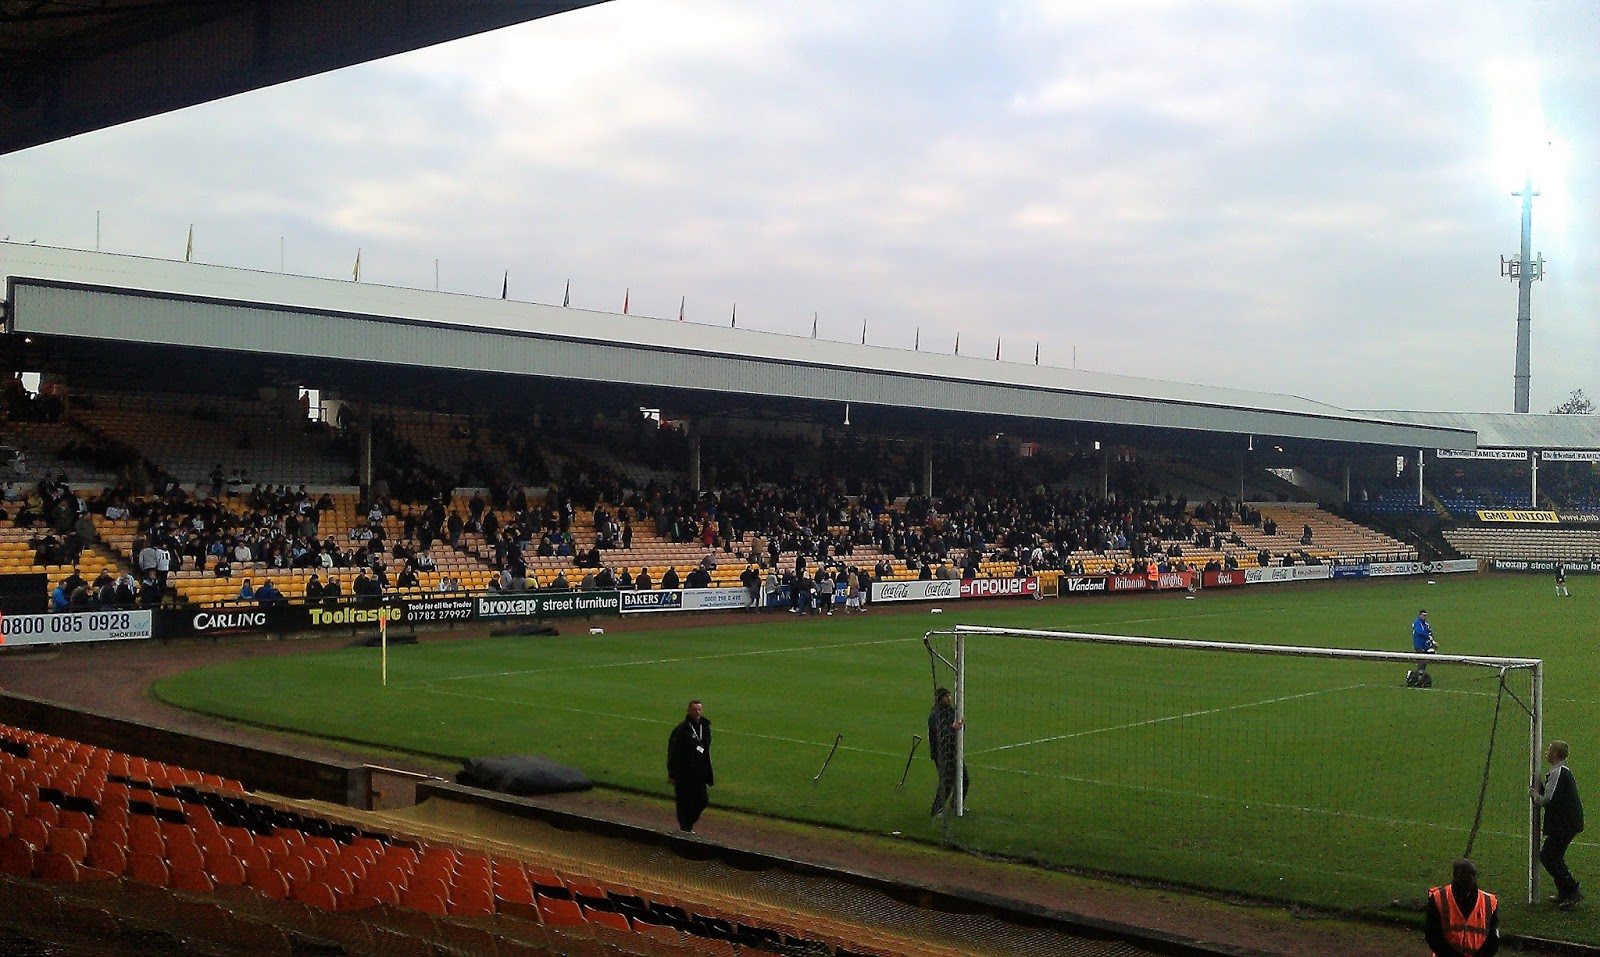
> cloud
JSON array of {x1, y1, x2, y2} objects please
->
[{"x1": 1, "y1": 0, "x2": 1595, "y2": 412}]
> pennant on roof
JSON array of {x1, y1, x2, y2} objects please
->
[
  {"x1": 861, "y1": 318, "x2": 867, "y2": 345},
  {"x1": 954, "y1": 332, "x2": 960, "y2": 355},
  {"x1": 1035, "y1": 342, "x2": 1040, "y2": 365},
  {"x1": 353, "y1": 248, "x2": 361, "y2": 282},
  {"x1": 812, "y1": 313, "x2": 818, "y2": 338},
  {"x1": 679, "y1": 296, "x2": 685, "y2": 322},
  {"x1": 914, "y1": 327, "x2": 920, "y2": 351},
  {"x1": 185, "y1": 224, "x2": 193, "y2": 263},
  {"x1": 562, "y1": 279, "x2": 570, "y2": 307},
  {"x1": 623, "y1": 289, "x2": 630, "y2": 315},
  {"x1": 731, "y1": 304, "x2": 737, "y2": 328},
  {"x1": 501, "y1": 270, "x2": 508, "y2": 300},
  {"x1": 996, "y1": 337, "x2": 1001, "y2": 360}
]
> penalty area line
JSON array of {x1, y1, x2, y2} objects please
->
[
  {"x1": 390, "y1": 635, "x2": 913, "y2": 689},
  {"x1": 973, "y1": 683, "x2": 1366, "y2": 755},
  {"x1": 419, "y1": 687, "x2": 903, "y2": 758}
]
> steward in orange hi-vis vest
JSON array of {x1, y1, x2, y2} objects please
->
[{"x1": 1425, "y1": 859, "x2": 1499, "y2": 957}]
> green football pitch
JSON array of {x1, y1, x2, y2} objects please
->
[{"x1": 155, "y1": 574, "x2": 1597, "y2": 935}]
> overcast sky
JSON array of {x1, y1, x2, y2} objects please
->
[{"x1": 3, "y1": 0, "x2": 1595, "y2": 414}]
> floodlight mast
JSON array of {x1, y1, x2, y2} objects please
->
[{"x1": 1502, "y1": 175, "x2": 1545, "y2": 413}]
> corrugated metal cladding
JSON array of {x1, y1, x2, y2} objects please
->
[
  {"x1": 11, "y1": 281, "x2": 1472, "y2": 449},
  {"x1": 1360, "y1": 410, "x2": 1600, "y2": 451}
]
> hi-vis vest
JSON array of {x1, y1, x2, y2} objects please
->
[{"x1": 1429, "y1": 885, "x2": 1496, "y2": 956}]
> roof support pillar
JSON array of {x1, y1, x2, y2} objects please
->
[
  {"x1": 1531, "y1": 452, "x2": 1538, "y2": 507},
  {"x1": 687, "y1": 425, "x2": 702, "y2": 494},
  {"x1": 357, "y1": 402, "x2": 372, "y2": 494},
  {"x1": 1417, "y1": 450, "x2": 1425, "y2": 508},
  {"x1": 921, "y1": 439, "x2": 934, "y2": 498}
]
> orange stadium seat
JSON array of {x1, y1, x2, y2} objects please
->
[
  {"x1": 399, "y1": 888, "x2": 449, "y2": 916},
  {"x1": 125, "y1": 852, "x2": 170, "y2": 887},
  {"x1": 0, "y1": 836, "x2": 36, "y2": 876},
  {"x1": 246, "y1": 864, "x2": 290, "y2": 901}
]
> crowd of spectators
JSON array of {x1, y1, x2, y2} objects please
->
[
  {"x1": 462, "y1": 440, "x2": 1285, "y2": 598},
  {"x1": 11, "y1": 395, "x2": 1440, "y2": 612},
  {"x1": 92, "y1": 480, "x2": 455, "y2": 605}
]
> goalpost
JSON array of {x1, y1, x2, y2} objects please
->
[{"x1": 924, "y1": 625, "x2": 1544, "y2": 907}]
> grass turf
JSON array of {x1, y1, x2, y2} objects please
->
[{"x1": 154, "y1": 574, "x2": 1597, "y2": 938}]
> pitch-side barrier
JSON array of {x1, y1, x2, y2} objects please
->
[{"x1": 0, "y1": 561, "x2": 1479, "y2": 647}]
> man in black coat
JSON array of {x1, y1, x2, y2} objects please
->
[
  {"x1": 667, "y1": 699, "x2": 713, "y2": 832},
  {"x1": 928, "y1": 687, "x2": 969, "y2": 816},
  {"x1": 1532, "y1": 739, "x2": 1586, "y2": 909}
]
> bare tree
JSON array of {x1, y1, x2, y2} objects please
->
[{"x1": 1550, "y1": 389, "x2": 1595, "y2": 415}]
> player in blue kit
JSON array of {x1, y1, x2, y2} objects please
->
[{"x1": 1407, "y1": 609, "x2": 1436, "y2": 688}]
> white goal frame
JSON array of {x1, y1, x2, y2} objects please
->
[{"x1": 928, "y1": 624, "x2": 1546, "y2": 903}]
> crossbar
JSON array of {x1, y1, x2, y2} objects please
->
[{"x1": 949, "y1": 625, "x2": 1541, "y2": 670}]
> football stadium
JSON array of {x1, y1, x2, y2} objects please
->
[{"x1": 1, "y1": 4, "x2": 1596, "y2": 957}]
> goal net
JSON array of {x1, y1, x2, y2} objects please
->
[{"x1": 923, "y1": 625, "x2": 1543, "y2": 909}]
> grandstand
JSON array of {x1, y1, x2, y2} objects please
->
[
  {"x1": 1445, "y1": 526, "x2": 1600, "y2": 563},
  {"x1": 0, "y1": 382, "x2": 1428, "y2": 608}
]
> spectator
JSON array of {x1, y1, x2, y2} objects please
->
[
  {"x1": 114, "y1": 574, "x2": 138, "y2": 608},
  {"x1": 353, "y1": 570, "x2": 382, "y2": 598}
]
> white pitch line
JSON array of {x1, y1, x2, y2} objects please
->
[
  {"x1": 973, "y1": 683, "x2": 1367, "y2": 755},
  {"x1": 392, "y1": 635, "x2": 914, "y2": 688},
  {"x1": 421, "y1": 687, "x2": 903, "y2": 757},
  {"x1": 961, "y1": 759, "x2": 1559, "y2": 845},
  {"x1": 419, "y1": 686, "x2": 1600, "y2": 849}
]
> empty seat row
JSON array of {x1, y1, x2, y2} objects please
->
[{"x1": 2, "y1": 721, "x2": 945, "y2": 957}]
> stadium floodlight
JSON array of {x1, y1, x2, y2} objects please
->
[
  {"x1": 1502, "y1": 176, "x2": 1544, "y2": 414},
  {"x1": 1487, "y1": 60, "x2": 1570, "y2": 413},
  {"x1": 925, "y1": 625, "x2": 1544, "y2": 906}
]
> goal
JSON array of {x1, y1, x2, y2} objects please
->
[{"x1": 923, "y1": 625, "x2": 1544, "y2": 908}]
